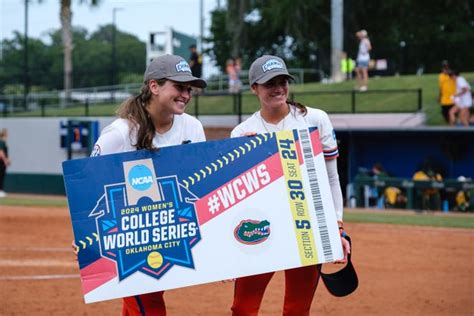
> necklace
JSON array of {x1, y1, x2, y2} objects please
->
[
  {"x1": 259, "y1": 104, "x2": 290, "y2": 133},
  {"x1": 156, "y1": 114, "x2": 174, "y2": 135},
  {"x1": 260, "y1": 114, "x2": 285, "y2": 133}
]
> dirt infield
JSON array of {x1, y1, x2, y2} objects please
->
[{"x1": 0, "y1": 205, "x2": 472, "y2": 316}]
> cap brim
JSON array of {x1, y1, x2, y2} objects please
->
[
  {"x1": 168, "y1": 74, "x2": 207, "y2": 89},
  {"x1": 320, "y1": 261, "x2": 358, "y2": 297},
  {"x1": 254, "y1": 72, "x2": 295, "y2": 85},
  {"x1": 320, "y1": 235, "x2": 358, "y2": 297}
]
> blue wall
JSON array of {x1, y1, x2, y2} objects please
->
[{"x1": 336, "y1": 128, "x2": 474, "y2": 190}]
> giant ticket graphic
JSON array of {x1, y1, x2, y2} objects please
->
[{"x1": 63, "y1": 127, "x2": 343, "y2": 303}]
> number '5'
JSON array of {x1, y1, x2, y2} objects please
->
[{"x1": 295, "y1": 220, "x2": 311, "y2": 229}]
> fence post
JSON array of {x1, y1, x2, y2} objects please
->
[
  {"x1": 238, "y1": 92, "x2": 242, "y2": 123},
  {"x1": 417, "y1": 88, "x2": 422, "y2": 111},
  {"x1": 85, "y1": 99, "x2": 89, "y2": 117},
  {"x1": 194, "y1": 94, "x2": 199, "y2": 118},
  {"x1": 351, "y1": 90, "x2": 356, "y2": 113},
  {"x1": 41, "y1": 100, "x2": 45, "y2": 117},
  {"x1": 67, "y1": 120, "x2": 73, "y2": 161}
]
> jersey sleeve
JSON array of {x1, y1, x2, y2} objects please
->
[
  {"x1": 316, "y1": 110, "x2": 339, "y2": 160},
  {"x1": 185, "y1": 115, "x2": 206, "y2": 143},
  {"x1": 230, "y1": 125, "x2": 244, "y2": 138},
  {"x1": 325, "y1": 159, "x2": 343, "y2": 221},
  {"x1": 192, "y1": 120, "x2": 206, "y2": 142},
  {"x1": 90, "y1": 124, "x2": 127, "y2": 157},
  {"x1": 230, "y1": 118, "x2": 256, "y2": 138}
]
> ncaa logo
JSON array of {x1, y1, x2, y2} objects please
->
[{"x1": 128, "y1": 164, "x2": 154, "y2": 191}]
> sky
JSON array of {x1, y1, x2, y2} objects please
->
[{"x1": 1, "y1": 0, "x2": 221, "y2": 44}]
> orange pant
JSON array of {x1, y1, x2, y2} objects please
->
[
  {"x1": 231, "y1": 265, "x2": 321, "y2": 316},
  {"x1": 122, "y1": 291, "x2": 166, "y2": 316}
]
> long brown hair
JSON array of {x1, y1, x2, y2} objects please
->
[{"x1": 116, "y1": 79, "x2": 167, "y2": 150}]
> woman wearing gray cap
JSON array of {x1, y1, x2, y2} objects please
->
[
  {"x1": 230, "y1": 55, "x2": 350, "y2": 315},
  {"x1": 85, "y1": 54, "x2": 206, "y2": 315}
]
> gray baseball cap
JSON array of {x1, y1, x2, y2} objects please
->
[
  {"x1": 144, "y1": 54, "x2": 207, "y2": 88},
  {"x1": 248, "y1": 55, "x2": 294, "y2": 85}
]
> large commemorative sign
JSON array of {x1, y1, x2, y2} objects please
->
[{"x1": 63, "y1": 127, "x2": 343, "y2": 303}]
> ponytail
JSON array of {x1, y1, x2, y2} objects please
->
[
  {"x1": 116, "y1": 79, "x2": 167, "y2": 150},
  {"x1": 286, "y1": 100, "x2": 308, "y2": 116}
]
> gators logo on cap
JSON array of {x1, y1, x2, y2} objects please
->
[
  {"x1": 234, "y1": 219, "x2": 270, "y2": 245},
  {"x1": 261, "y1": 59, "x2": 284, "y2": 72},
  {"x1": 176, "y1": 61, "x2": 191, "y2": 73}
]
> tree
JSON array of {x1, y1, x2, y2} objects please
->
[
  {"x1": 58, "y1": 0, "x2": 101, "y2": 100},
  {"x1": 208, "y1": 0, "x2": 331, "y2": 73},
  {"x1": 0, "y1": 32, "x2": 53, "y2": 92},
  {"x1": 0, "y1": 26, "x2": 145, "y2": 92},
  {"x1": 208, "y1": 0, "x2": 474, "y2": 77}
]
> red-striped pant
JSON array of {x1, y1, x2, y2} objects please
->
[
  {"x1": 231, "y1": 265, "x2": 321, "y2": 316},
  {"x1": 122, "y1": 291, "x2": 166, "y2": 316}
]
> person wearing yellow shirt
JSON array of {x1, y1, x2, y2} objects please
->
[
  {"x1": 413, "y1": 161, "x2": 443, "y2": 210},
  {"x1": 438, "y1": 60, "x2": 456, "y2": 123},
  {"x1": 340, "y1": 52, "x2": 355, "y2": 81}
]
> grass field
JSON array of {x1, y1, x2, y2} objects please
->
[
  {"x1": 2, "y1": 194, "x2": 473, "y2": 229},
  {"x1": 10, "y1": 72, "x2": 474, "y2": 126}
]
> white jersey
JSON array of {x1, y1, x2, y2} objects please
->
[
  {"x1": 357, "y1": 38, "x2": 371, "y2": 62},
  {"x1": 231, "y1": 105, "x2": 343, "y2": 220},
  {"x1": 231, "y1": 106, "x2": 339, "y2": 159},
  {"x1": 91, "y1": 114, "x2": 205, "y2": 156}
]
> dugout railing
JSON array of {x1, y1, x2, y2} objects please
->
[{"x1": 352, "y1": 176, "x2": 474, "y2": 212}]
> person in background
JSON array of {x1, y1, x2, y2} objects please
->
[
  {"x1": 75, "y1": 54, "x2": 207, "y2": 316},
  {"x1": 234, "y1": 56, "x2": 243, "y2": 92},
  {"x1": 355, "y1": 29, "x2": 372, "y2": 91},
  {"x1": 230, "y1": 55, "x2": 350, "y2": 316},
  {"x1": 0, "y1": 128, "x2": 10, "y2": 198},
  {"x1": 368, "y1": 162, "x2": 388, "y2": 207},
  {"x1": 370, "y1": 163, "x2": 407, "y2": 209},
  {"x1": 454, "y1": 176, "x2": 471, "y2": 212},
  {"x1": 226, "y1": 58, "x2": 240, "y2": 94},
  {"x1": 449, "y1": 70, "x2": 473, "y2": 126},
  {"x1": 413, "y1": 160, "x2": 443, "y2": 211},
  {"x1": 341, "y1": 51, "x2": 355, "y2": 81},
  {"x1": 438, "y1": 60, "x2": 456, "y2": 124},
  {"x1": 188, "y1": 44, "x2": 203, "y2": 79}
]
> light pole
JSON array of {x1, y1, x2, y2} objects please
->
[
  {"x1": 199, "y1": 0, "x2": 204, "y2": 52},
  {"x1": 23, "y1": 0, "x2": 29, "y2": 110},
  {"x1": 111, "y1": 7, "x2": 123, "y2": 89}
]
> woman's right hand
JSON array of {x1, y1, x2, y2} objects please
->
[
  {"x1": 71, "y1": 240, "x2": 79, "y2": 260},
  {"x1": 222, "y1": 278, "x2": 236, "y2": 283},
  {"x1": 241, "y1": 132, "x2": 257, "y2": 137}
]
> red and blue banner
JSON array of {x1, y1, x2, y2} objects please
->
[{"x1": 63, "y1": 127, "x2": 343, "y2": 303}]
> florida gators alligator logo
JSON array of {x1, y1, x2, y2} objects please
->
[{"x1": 234, "y1": 219, "x2": 270, "y2": 245}]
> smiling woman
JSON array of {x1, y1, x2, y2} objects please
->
[
  {"x1": 85, "y1": 53, "x2": 207, "y2": 315},
  {"x1": 230, "y1": 55, "x2": 349, "y2": 316},
  {"x1": 91, "y1": 54, "x2": 207, "y2": 157}
]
